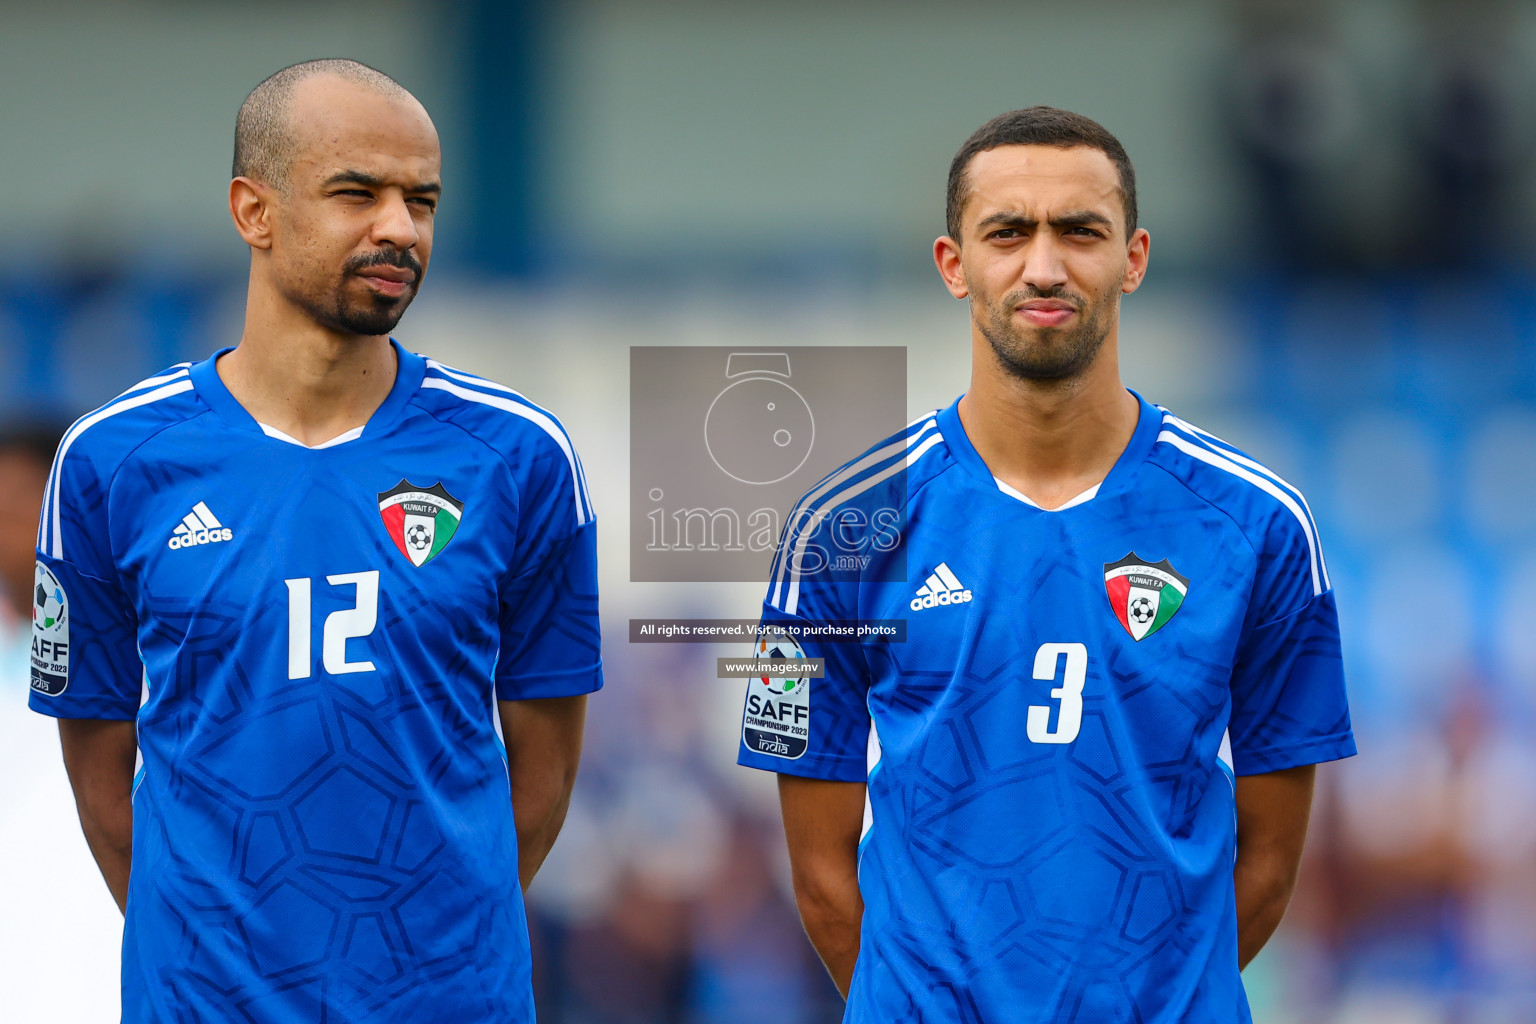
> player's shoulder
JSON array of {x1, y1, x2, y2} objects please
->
[
  {"x1": 785, "y1": 408, "x2": 953, "y2": 527},
  {"x1": 414, "y1": 355, "x2": 594, "y2": 519},
  {"x1": 765, "y1": 411, "x2": 951, "y2": 614},
  {"x1": 52, "y1": 363, "x2": 206, "y2": 478},
  {"x1": 416, "y1": 356, "x2": 579, "y2": 455},
  {"x1": 41, "y1": 363, "x2": 208, "y2": 559},
  {"x1": 1147, "y1": 404, "x2": 1330, "y2": 591}
]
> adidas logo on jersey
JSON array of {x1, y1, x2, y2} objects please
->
[
  {"x1": 167, "y1": 501, "x2": 233, "y2": 550},
  {"x1": 910, "y1": 562, "x2": 972, "y2": 611}
]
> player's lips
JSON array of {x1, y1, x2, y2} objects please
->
[
  {"x1": 355, "y1": 267, "x2": 417, "y2": 297},
  {"x1": 1015, "y1": 299, "x2": 1077, "y2": 327}
]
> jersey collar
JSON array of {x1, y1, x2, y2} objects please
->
[
  {"x1": 190, "y1": 339, "x2": 426, "y2": 445},
  {"x1": 936, "y1": 388, "x2": 1161, "y2": 509}
]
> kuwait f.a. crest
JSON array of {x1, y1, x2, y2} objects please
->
[
  {"x1": 378, "y1": 481, "x2": 464, "y2": 567},
  {"x1": 1104, "y1": 553, "x2": 1189, "y2": 641}
]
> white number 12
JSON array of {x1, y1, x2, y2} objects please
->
[
  {"x1": 1027, "y1": 642, "x2": 1087, "y2": 744},
  {"x1": 285, "y1": 571, "x2": 379, "y2": 680}
]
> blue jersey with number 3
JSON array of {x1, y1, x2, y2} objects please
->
[
  {"x1": 30, "y1": 343, "x2": 601, "y2": 1023},
  {"x1": 738, "y1": 393, "x2": 1354, "y2": 1024}
]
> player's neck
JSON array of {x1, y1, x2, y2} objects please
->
[
  {"x1": 220, "y1": 288, "x2": 399, "y2": 447},
  {"x1": 958, "y1": 333, "x2": 1139, "y2": 510}
]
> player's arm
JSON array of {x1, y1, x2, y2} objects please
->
[
  {"x1": 745, "y1": 505, "x2": 877, "y2": 998},
  {"x1": 498, "y1": 694, "x2": 588, "y2": 891},
  {"x1": 492, "y1": 428, "x2": 602, "y2": 890},
  {"x1": 58, "y1": 718, "x2": 137, "y2": 913},
  {"x1": 33, "y1": 442, "x2": 147, "y2": 914},
  {"x1": 778, "y1": 774, "x2": 866, "y2": 998},
  {"x1": 1233, "y1": 763, "x2": 1315, "y2": 968},
  {"x1": 1226, "y1": 503, "x2": 1354, "y2": 968}
]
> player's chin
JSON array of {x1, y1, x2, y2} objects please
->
[
  {"x1": 332, "y1": 298, "x2": 413, "y2": 337},
  {"x1": 995, "y1": 340, "x2": 1095, "y2": 381},
  {"x1": 1001, "y1": 328, "x2": 1068, "y2": 355}
]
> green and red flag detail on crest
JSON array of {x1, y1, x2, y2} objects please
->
[
  {"x1": 378, "y1": 481, "x2": 463, "y2": 567},
  {"x1": 1104, "y1": 553, "x2": 1189, "y2": 641}
]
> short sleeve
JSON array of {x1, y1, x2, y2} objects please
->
[
  {"x1": 494, "y1": 436, "x2": 602, "y2": 701},
  {"x1": 30, "y1": 448, "x2": 141, "y2": 719},
  {"x1": 1227, "y1": 511, "x2": 1355, "y2": 776},
  {"x1": 737, "y1": 522, "x2": 872, "y2": 781}
]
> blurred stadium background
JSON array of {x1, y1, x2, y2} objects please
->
[{"x1": 3, "y1": 1, "x2": 1536, "y2": 1021}]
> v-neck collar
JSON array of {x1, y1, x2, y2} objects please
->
[
  {"x1": 190, "y1": 339, "x2": 425, "y2": 447},
  {"x1": 936, "y1": 389, "x2": 1160, "y2": 511}
]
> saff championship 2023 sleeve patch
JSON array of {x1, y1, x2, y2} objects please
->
[
  {"x1": 30, "y1": 561, "x2": 70, "y2": 696},
  {"x1": 741, "y1": 629, "x2": 810, "y2": 759}
]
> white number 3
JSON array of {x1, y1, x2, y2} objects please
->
[{"x1": 1027, "y1": 642, "x2": 1087, "y2": 744}]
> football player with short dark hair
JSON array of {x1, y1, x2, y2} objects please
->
[{"x1": 740, "y1": 106, "x2": 1354, "y2": 1023}]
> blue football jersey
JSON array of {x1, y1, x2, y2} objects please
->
[
  {"x1": 30, "y1": 343, "x2": 602, "y2": 1023},
  {"x1": 738, "y1": 393, "x2": 1354, "y2": 1024}
]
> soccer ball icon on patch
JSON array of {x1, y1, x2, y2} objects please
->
[
  {"x1": 34, "y1": 582, "x2": 65, "y2": 630},
  {"x1": 762, "y1": 641, "x2": 795, "y2": 665},
  {"x1": 1129, "y1": 595, "x2": 1156, "y2": 624},
  {"x1": 406, "y1": 523, "x2": 432, "y2": 551},
  {"x1": 754, "y1": 629, "x2": 808, "y2": 695}
]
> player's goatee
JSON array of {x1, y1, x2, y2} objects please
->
[
  {"x1": 314, "y1": 248, "x2": 423, "y2": 336},
  {"x1": 975, "y1": 285, "x2": 1111, "y2": 382},
  {"x1": 318, "y1": 293, "x2": 411, "y2": 337}
]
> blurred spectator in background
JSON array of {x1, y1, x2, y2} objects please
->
[
  {"x1": 1406, "y1": 0, "x2": 1536, "y2": 270},
  {"x1": 1318, "y1": 679, "x2": 1536, "y2": 1016},
  {"x1": 1226, "y1": 0, "x2": 1368, "y2": 272},
  {"x1": 0, "y1": 416, "x2": 71, "y2": 652},
  {"x1": 555, "y1": 867, "x2": 693, "y2": 1023},
  {"x1": 523, "y1": 637, "x2": 841, "y2": 1022},
  {"x1": 684, "y1": 816, "x2": 818, "y2": 1024},
  {"x1": 0, "y1": 413, "x2": 123, "y2": 1022}
]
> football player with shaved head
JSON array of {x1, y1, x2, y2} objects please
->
[
  {"x1": 739, "y1": 107, "x2": 1354, "y2": 1022},
  {"x1": 34, "y1": 59, "x2": 601, "y2": 1022}
]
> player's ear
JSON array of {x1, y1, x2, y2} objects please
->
[
  {"x1": 934, "y1": 236, "x2": 968, "y2": 299},
  {"x1": 1121, "y1": 227, "x2": 1150, "y2": 295},
  {"x1": 229, "y1": 177, "x2": 275, "y2": 251}
]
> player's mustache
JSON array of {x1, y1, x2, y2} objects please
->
[
  {"x1": 1003, "y1": 287, "x2": 1084, "y2": 310},
  {"x1": 345, "y1": 249, "x2": 422, "y2": 281}
]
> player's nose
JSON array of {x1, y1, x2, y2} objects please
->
[
  {"x1": 370, "y1": 192, "x2": 420, "y2": 251},
  {"x1": 1018, "y1": 236, "x2": 1069, "y2": 291}
]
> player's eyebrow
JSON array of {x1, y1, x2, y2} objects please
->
[
  {"x1": 975, "y1": 209, "x2": 1113, "y2": 231},
  {"x1": 1049, "y1": 209, "x2": 1113, "y2": 229},
  {"x1": 321, "y1": 169, "x2": 442, "y2": 195},
  {"x1": 975, "y1": 211, "x2": 1038, "y2": 231}
]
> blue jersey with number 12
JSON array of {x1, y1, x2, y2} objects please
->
[
  {"x1": 739, "y1": 393, "x2": 1354, "y2": 1024},
  {"x1": 30, "y1": 343, "x2": 601, "y2": 1023}
]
